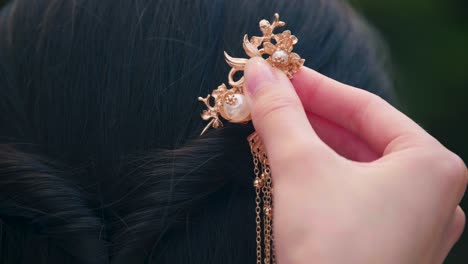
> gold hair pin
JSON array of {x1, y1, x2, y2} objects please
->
[{"x1": 197, "y1": 13, "x2": 304, "y2": 264}]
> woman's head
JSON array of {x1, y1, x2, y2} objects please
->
[{"x1": 0, "y1": 0, "x2": 393, "y2": 263}]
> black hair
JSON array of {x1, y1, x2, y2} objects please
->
[{"x1": 0, "y1": 0, "x2": 393, "y2": 263}]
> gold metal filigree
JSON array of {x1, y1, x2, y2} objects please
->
[{"x1": 198, "y1": 13, "x2": 304, "y2": 135}]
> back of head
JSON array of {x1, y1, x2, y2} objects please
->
[{"x1": 0, "y1": 0, "x2": 393, "y2": 263}]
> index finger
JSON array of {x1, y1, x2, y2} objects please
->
[{"x1": 291, "y1": 67, "x2": 436, "y2": 155}]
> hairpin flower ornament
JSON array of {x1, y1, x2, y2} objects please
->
[{"x1": 198, "y1": 13, "x2": 305, "y2": 135}]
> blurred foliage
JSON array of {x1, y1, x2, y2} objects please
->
[
  {"x1": 351, "y1": 0, "x2": 467, "y2": 161},
  {"x1": 352, "y1": 0, "x2": 468, "y2": 263}
]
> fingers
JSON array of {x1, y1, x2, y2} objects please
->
[
  {"x1": 244, "y1": 58, "x2": 331, "y2": 165},
  {"x1": 292, "y1": 66, "x2": 435, "y2": 155}
]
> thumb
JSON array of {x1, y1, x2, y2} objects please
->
[{"x1": 244, "y1": 57, "x2": 329, "y2": 166}]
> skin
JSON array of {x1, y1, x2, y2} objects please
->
[{"x1": 243, "y1": 57, "x2": 468, "y2": 264}]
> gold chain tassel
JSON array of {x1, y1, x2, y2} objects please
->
[{"x1": 249, "y1": 132, "x2": 275, "y2": 264}]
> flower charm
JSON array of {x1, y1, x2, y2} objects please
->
[
  {"x1": 261, "y1": 30, "x2": 304, "y2": 78},
  {"x1": 198, "y1": 13, "x2": 304, "y2": 135},
  {"x1": 198, "y1": 84, "x2": 250, "y2": 135},
  {"x1": 198, "y1": 84, "x2": 228, "y2": 133}
]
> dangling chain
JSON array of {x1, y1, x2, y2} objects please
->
[{"x1": 248, "y1": 132, "x2": 275, "y2": 264}]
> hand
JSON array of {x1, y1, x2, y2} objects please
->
[{"x1": 243, "y1": 57, "x2": 468, "y2": 264}]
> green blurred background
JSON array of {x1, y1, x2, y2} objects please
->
[
  {"x1": 352, "y1": 0, "x2": 467, "y2": 262},
  {"x1": 0, "y1": 0, "x2": 466, "y2": 262}
]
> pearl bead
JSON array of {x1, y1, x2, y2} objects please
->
[
  {"x1": 264, "y1": 206, "x2": 273, "y2": 217},
  {"x1": 272, "y1": 50, "x2": 289, "y2": 64},
  {"x1": 253, "y1": 178, "x2": 264, "y2": 188},
  {"x1": 223, "y1": 94, "x2": 250, "y2": 122}
]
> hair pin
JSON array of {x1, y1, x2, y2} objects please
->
[
  {"x1": 197, "y1": 13, "x2": 304, "y2": 264},
  {"x1": 198, "y1": 13, "x2": 305, "y2": 136}
]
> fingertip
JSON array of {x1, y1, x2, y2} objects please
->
[{"x1": 245, "y1": 57, "x2": 279, "y2": 97}]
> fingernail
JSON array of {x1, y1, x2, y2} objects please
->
[{"x1": 245, "y1": 57, "x2": 277, "y2": 96}]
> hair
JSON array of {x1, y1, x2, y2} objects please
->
[{"x1": 0, "y1": 0, "x2": 393, "y2": 263}]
